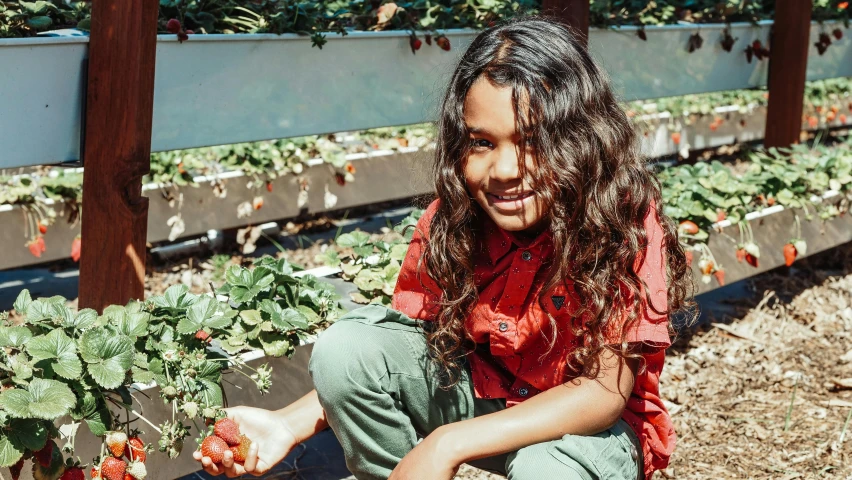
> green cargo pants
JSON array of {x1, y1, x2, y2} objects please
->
[{"x1": 308, "y1": 305, "x2": 643, "y2": 480}]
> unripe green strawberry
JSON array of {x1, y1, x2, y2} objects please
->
[
  {"x1": 126, "y1": 461, "x2": 146, "y2": 480},
  {"x1": 182, "y1": 401, "x2": 198, "y2": 419},
  {"x1": 162, "y1": 385, "x2": 178, "y2": 399}
]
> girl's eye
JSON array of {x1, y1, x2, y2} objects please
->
[{"x1": 470, "y1": 138, "x2": 491, "y2": 149}]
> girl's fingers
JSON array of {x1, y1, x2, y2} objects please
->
[
  {"x1": 200, "y1": 456, "x2": 224, "y2": 476},
  {"x1": 221, "y1": 450, "x2": 234, "y2": 469},
  {"x1": 243, "y1": 443, "x2": 260, "y2": 473}
]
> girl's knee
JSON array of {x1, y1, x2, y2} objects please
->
[{"x1": 309, "y1": 320, "x2": 393, "y2": 399}]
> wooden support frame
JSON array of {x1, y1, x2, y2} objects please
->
[
  {"x1": 764, "y1": 0, "x2": 813, "y2": 148},
  {"x1": 541, "y1": 0, "x2": 590, "y2": 46},
  {"x1": 78, "y1": 0, "x2": 159, "y2": 311}
]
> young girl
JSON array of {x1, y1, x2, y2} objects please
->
[{"x1": 194, "y1": 15, "x2": 694, "y2": 480}]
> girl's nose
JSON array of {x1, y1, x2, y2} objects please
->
[{"x1": 491, "y1": 146, "x2": 523, "y2": 182}]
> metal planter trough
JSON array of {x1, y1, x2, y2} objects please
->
[{"x1": 6, "y1": 21, "x2": 849, "y2": 170}]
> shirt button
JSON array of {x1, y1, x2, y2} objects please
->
[
  {"x1": 498, "y1": 322, "x2": 509, "y2": 332},
  {"x1": 521, "y1": 251, "x2": 532, "y2": 261},
  {"x1": 519, "y1": 388, "x2": 529, "y2": 397}
]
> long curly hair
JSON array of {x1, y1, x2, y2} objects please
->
[{"x1": 421, "y1": 15, "x2": 697, "y2": 387}]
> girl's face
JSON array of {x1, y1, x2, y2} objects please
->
[{"x1": 463, "y1": 78, "x2": 548, "y2": 233}]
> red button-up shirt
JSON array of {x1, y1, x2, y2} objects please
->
[{"x1": 391, "y1": 199, "x2": 675, "y2": 478}]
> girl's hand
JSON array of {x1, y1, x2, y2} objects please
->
[
  {"x1": 192, "y1": 406, "x2": 298, "y2": 477},
  {"x1": 389, "y1": 430, "x2": 461, "y2": 480}
]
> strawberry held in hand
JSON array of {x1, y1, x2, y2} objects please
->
[
  {"x1": 214, "y1": 418, "x2": 242, "y2": 446},
  {"x1": 229, "y1": 435, "x2": 253, "y2": 463},
  {"x1": 201, "y1": 435, "x2": 229, "y2": 464}
]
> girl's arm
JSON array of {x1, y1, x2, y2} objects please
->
[
  {"x1": 430, "y1": 347, "x2": 638, "y2": 466},
  {"x1": 273, "y1": 389, "x2": 329, "y2": 442}
]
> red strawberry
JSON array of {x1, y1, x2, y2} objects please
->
[
  {"x1": 252, "y1": 197, "x2": 263, "y2": 210},
  {"x1": 229, "y1": 435, "x2": 252, "y2": 463},
  {"x1": 100, "y1": 457, "x2": 126, "y2": 480},
  {"x1": 671, "y1": 132, "x2": 681, "y2": 145},
  {"x1": 124, "y1": 475, "x2": 133, "y2": 480},
  {"x1": 701, "y1": 259, "x2": 715, "y2": 275},
  {"x1": 841, "y1": 114, "x2": 848, "y2": 124},
  {"x1": 783, "y1": 243, "x2": 797, "y2": 266},
  {"x1": 828, "y1": 111, "x2": 837, "y2": 122},
  {"x1": 186, "y1": 30, "x2": 194, "y2": 35},
  {"x1": 213, "y1": 418, "x2": 242, "y2": 446},
  {"x1": 60, "y1": 467, "x2": 85, "y2": 480},
  {"x1": 38, "y1": 221, "x2": 48, "y2": 235},
  {"x1": 736, "y1": 248, "x2": 746, "y2": 263},
  {"x1": 713, "y1": 269, "x2": 725, "y2": 286},
  {"x1": 425, "y1": 34, "x2": 432, "y2": 45},
  {"x1": 684, "y1": 250, "x2": 693, "y2": 267},
  {"x1": 166, "y1": 19, "x2": 181, "y2": 34},
  {"x1": 752, "y1": 39, "x2": 762, "y2": 51},
  {"x1": 767, "y1": 196, "x2": 776, "y2": 206},
  {"x1": 71, "y1": 236, "x2": 82, "y2": 262},
  {"x1": 10, "y1": 459, "x2": 24, "y2": 480},
  {"x1": 436, "y1": 36, "x2": 451, "y2": 51},
  {"x1": 124, "y1": 436, "x2": 147, "y2": 463},
  {"x1": 106, "y1": 431, "x2": 127, "y2": 458},
  {"x1": 91, "y1": 466, "x2": 101, "y2": 479},
  {"x1": 335, "y1": 172, "x2": 346, "y2": 186},
  {"x1": 409, "y1": 35, "x2": 422, "y2": 53},
  {"x1": 266, "y1": 181, "x2": 273, "y2": 192},
  {"x1": 745, "y1": 253, "x2": 759, "y2": 268},
  {"x1": 808, "y1": 116, "x2": 819, "y2": 128},
  {"x1": 345, "y1": 162, "x2": 356, "y2": 174},
  {"x1": 27, "y1": 236, "x2": 46, "y2": 258},
  {"x1": 35, "y1": 441, "x2": 54, "y2": 467},
  {"x1": 716, "y1": 210, "x2": 727, "y2": 222},
  {"x1": 678, "y1": 220, "x2": 699, "y2": 235},
  {"x1": 833, "y1": 28, "x2": 843, "y2": 40},
  {"x1": 201, "y1": 435, "x2": 229, "y2": 464},
  {"x1": 195, "y1": 330, "x2": 211, "y2": 342}
]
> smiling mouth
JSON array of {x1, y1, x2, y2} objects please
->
[{"x1": 490, "y1": 192, "x2": 534, "y2": 201}]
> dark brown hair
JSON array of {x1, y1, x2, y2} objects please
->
[{"x1": 421, "y1": 15, "x2": 697, "y2": 387}]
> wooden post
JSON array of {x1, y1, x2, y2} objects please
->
[
  {"x1": 764, "y1": 0, "x2": 813, "y2": 148},
  {"x1": 541, "y1": 0, "x2": 590, "y2": 46},
  {"x1": 78, "y1": 0, "x2": 158, "y2": 311}
]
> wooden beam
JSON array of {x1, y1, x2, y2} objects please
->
[
  {"x1": 764, "y1": 0, "x2": 812, "y2": 148},
  {"x1": 541, "y1": 0, "x2": 590, "y2": 46},
  {"x1": 78, "y1": 0, "x2": 158, "y2": 311}
]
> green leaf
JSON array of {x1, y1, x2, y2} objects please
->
[
  {"x1": 197, "y1": 379, "x2": 223, "y2": 408},
  {"x1": 259, "y1": 332, "x2": 291, "y2": 357},
  {"x1": 13, "y1": 290, "x2": 31, "y2": 315},
  {"x1": 336, "y1": 232, "x2": 366, "y2": 248},
  {"x1": 10, "y1": 419, "x2": 47, "y2": 451},
  {"x1": 0, "y1": 431, "x2": 24, "y2": 468},
  {"x1": 0, "y1": 378, "x2": 76, "y2": 420},
  {"x1": 79, "y1": 329, "x2": 134, "y2": 389},
  {"x1": 25, "y1": 15, "x2": 52, "y2": 30},
  {"x1": 0, "y1": 327, "x2": 32, "y2": 349},
  {"x1": 70, "y1": 308, "x2": 98, "y2": 330},
  {"x1": 239, "y1": 310, "x2": 262, "y2": 326},
  {"x1": 26, "y1": 329, "x2": 82, "y2": 380},
  {"x1": 132, "y1": 367, "x2": 155, "y2": 385}
]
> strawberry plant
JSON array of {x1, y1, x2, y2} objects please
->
[
  {"x1": 0, "y1": 255, "x2": 343, "y2": 477},
  {"x1": 319, "y1": 209, "x2": 423, "y2": 304}
]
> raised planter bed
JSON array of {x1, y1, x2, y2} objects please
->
[
  {"x1": 4, "y1": 21, "x2": 849, "y2": 169},
  {"x1": 0, "y1": 147, "x2": 433, "y2": 270}
]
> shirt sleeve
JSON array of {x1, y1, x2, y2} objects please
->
[
  {"x1": 605, "y1": 202, "x2": 672, "y2": 347},
  {"x1": 390, "y1": 200, "x2": 442, "y2": 321}
]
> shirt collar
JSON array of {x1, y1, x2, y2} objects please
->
[{"x1": 482, "y1": 215, "x2": 553, "y2": 265}]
